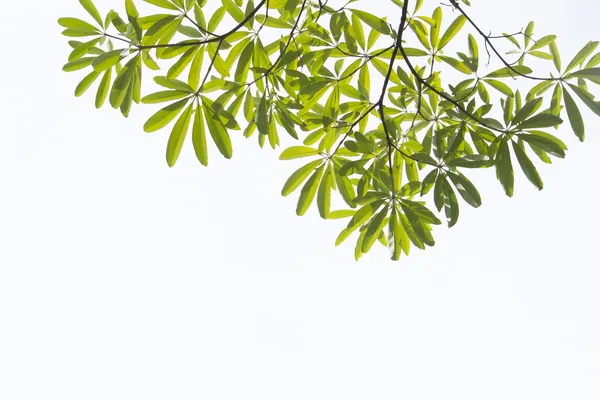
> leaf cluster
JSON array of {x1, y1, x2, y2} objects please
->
[{"x1": 60, "y1": 0, "x2": 600, "y2": 260}]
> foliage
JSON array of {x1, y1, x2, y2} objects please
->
[{"x1": 60, "y1": 0, "x2": 600, "y2": 260}]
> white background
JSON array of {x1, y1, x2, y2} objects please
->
[{"x1": 1, "y1": 0, "x2": 599, "y2": 399}]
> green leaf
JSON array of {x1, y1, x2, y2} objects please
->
[
  {"x1": 323, "y1": 86, "x2": 340, "y2": 126},
  {"x1": 442, "y1": 179, "x2": 459, "y2": 228},
  {"x1": 63, "y1": 57, "x2": 95, "y2": 72},
  {"x1": 467, "y1": 33, "x2": 479, "y2": 71},
  {"x1": 387, "y1": 209, "x2": 405, "y2": 261},
  {"x1": 430, "y1": 7, "x2": 442, "y2": 49},
  {"x1": 358, "y1": 64, "x2": 371, "y2": 100},
  {"x1": 329, "y1": 210, "x2": 355, "y2": 220},
  {"x1": 188, "y1": 47, "x2": 205, "y2": 90},
  {"x1": 549, "y1": 41, "x2": 561, "y2": 72},
  {"x1": 420, "y1": 169, "x2": 437, "y2": 196},
  {"x1": 143, "y1": 0, "x2": 180, "y2": 10},
  {"x1": 141, "y1": 50, "x2": 160, "y2": 70},
  {"x1": 400, "y1": 203, "x2": 435, "y2": 245},
  {"x1": 524, "y1": 21, "x2": 534, "y2": 48},
  {"x1": 438, "y1": 15, "x2": 466, "y2": 50},
  {"x1": 167, "y1": 46, "x2": 198, "y2": 80},
  {"x1": 361, "y1": 205, "x2": 389, "y2": 253},
  {"x1": 439, "y1": 56, "x2": 471, "y2": 74},
  {"x1": 433, "y1": 173, "x2": 445, "y2": 211},
  {"x1": 495, "y1": 137, "x2": 514, "y2": 197},
  {"x1": 108, "y1": 10, "x2": 128, "y2": 33},
  {"x1": 518, "y1": 113, "x2": 563, "y2": 130},
  {"x1": 166, "y1": 103, "x2": 194, "y2": 167},
  {"x1": 280, "y1": 146, "x2": 320, "y2": 160},
  {"x1": 484, "y1": 79, "x2": 514, "y2": 97},
  {"x1": 446, "y1": 155, "x2": 491, "y2": 168},
  {"x1": 92, "y1": 49, "x2": 123, "y2": 71},
  {"x1": 512, "y1": 141, "x2": 543, "y2": 190},
  {"x1": 334, "y1": 165, "x2": 357, "y2": 208},
  {"x1": 125, "y1": 0, "x2": 142, "y2": 39},
  {"x1": 61, "y1": 28, "x2": 100, "y2": 37},
  {"x1": 75, "y1": 70, "x2": 101, "y2": 96},
  {"x1": 447, "y1": 171, "x2": 482, "y2": 208},
  {"x1": 528, "y1": 51, "x2": 553, "y2": 60},
  {"x1": 256, "y1": 93, "x2": 270, "y2": 135},
  {"x1": 511, "y1": 97, "x2": 543, "y2": 126},
  {"x1": 565, "y1": 41, "x2": 599, "y2": 73},
  {"x1": 256, "y1": 15, "x2": 293, "y2": 29},
  {"x1": 351, "y1": 13, "x2": 366, "y2": 51},
  {"x1": 192, "y1": 105, "x2": 208, "y2": 166},
  {"x1": 222, "y1": 0, "x2": 245, "y2": 23},
  {"x1": 154, "y1": 76, "x2": 194, "y2": 92},
  {"x1": 529, "y1": 34, "x2": 556, "y2": 51},
  {"x1": 68, "y1": 38, "x2": 101, "y2": 62},
  {"x1": 208, "y1": 6, "x2": 227, "y2": 32},
  {"x1": 585, "y1": 52, "x2": 600, "y2": 68},
  {"x1": 203, "y1": 101, "x2": 233, "y2": 159},
  {"x1": 109, "y1": 56, "x2": 137, "y2": 109},
  {"x1": 267, "y1": 114, "x2": 279, "y2": 149},
  {"x1": 142, "y1": 90, "x2": 191, "y2": 104},
  {"x1": 566, "y1": 67, "x2": 600, "y2": 80},
  {"x1": 193, "y1": 3, "x2": 207, "y2": 29},
  {"x1": 477, "y1": 81, "x2": 490, "y2": 103},
  {"x1": 562, "y1": 87, "x2": 585, "y2": 141},
  {"x1": 79, "y1": 0, "x2": 104, "y2": 27},
  {"x1": 124, "y1": 0, "x2": 139, "y2": 18},
  {"x1": 95, "y1": 68, "x2": 112, "y2": 108},
  {"x1": 282, "y1": 159, "x2": 323, "y2": 197},
  {"x1": 58, "y1": 17, "x2": 100, "y2": 32},
  {"x1": 119, "y1": 78, "x2": 135, "y2": 118},
  {"x1": 519, "y1": 133, "x2": 566, "y2": 158},
  {"x1": 144, "y1": 98, "x2": 189, "y2": 132},
  {"x1": 410, "y1": 153, "x2": 437, "y2": 166},
  {"x1": 354, "y1": 229, "x2": 367, "y2": 261},
  {"x1": 350, "y1": 9, "x2": 390, "y2": 35},
  {"x1": 485, "y1": 65, "x2": 533, "y2": 78},
  {"x1": 398, "y1": 181, "x2": 422, "y2": 198},
  {"x1": 317, "y1": 165, "x2": 333, "y2": 218},
  {"x1": 550, "y1": 83, "x2": 563, "y2": 116},
  {"x1": 179, "y1": 25, "x2": 202, "y2": 38},
  {"x1": 296, "y1": 166, "x2": 325, "y2": 216},
  {"x1": 401, "y1": 200, "x2": 442, "y2": 225},
  {"x1": 335, "y1": 201, "x2": 385, "y2": 246},
  {"x1": 409, "y1": 19, "x2": 430, "y2": 50},
  {"x1": 235, "y1": 40, "x2": 254, "y2": 83},
  {"x1": 567, "y1": 83, "x2": 600, "y2": 117}
]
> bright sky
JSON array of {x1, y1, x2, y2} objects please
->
[{"x1": 1, "y1": 0, "x2": 599, "y2": 399}]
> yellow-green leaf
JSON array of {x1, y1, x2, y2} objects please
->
[{"x1": 166, "y1": 103, "x2": 194, "y2": 167}]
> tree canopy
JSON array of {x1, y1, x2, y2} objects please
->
[{"x1": 59, "y1": 0, "x2": 600, "y2": 261}]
